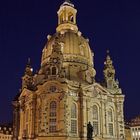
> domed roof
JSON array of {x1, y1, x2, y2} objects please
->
[
  {"x1": 41, "y1": 30, "x2": 94, "y2": 67},
  {"x1": 39, "y1": 1, "x2": 96, "y2": 82}
]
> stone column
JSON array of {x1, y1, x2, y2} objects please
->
[
  {"x1": 83, "y1": 97, "x2": 88, "y2": 138},
  {"x1": 100, "y1": 100, "x2": 104, "y2": 138},
  {"x1": 115, "y1": 96, "x2": 125, "y2": 140},
  {"x1": 19, "y1": 107, "x2": 24, "y2": 139},
  {"x1": 103, "y1": 98, "x2": 108, "y2": 136},
  {"x1": 12, "y1": 101, "x2": 20, "y2": 140}
]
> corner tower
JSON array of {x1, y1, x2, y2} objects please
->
[{"x1": 103, "y1": 51, "x2": 116, "y2": 89}]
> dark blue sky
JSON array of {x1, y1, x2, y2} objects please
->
[{"x1": 0, "y1": 0, "x2": 140, "y2": 123}]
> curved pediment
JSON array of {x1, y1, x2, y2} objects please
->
[{"x1": 37, "y1": 80, "x2": 67, "y2": 95}]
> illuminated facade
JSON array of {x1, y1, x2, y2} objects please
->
[
  {"x1": 12, "y1": 0, "x2": 125, "y2": 140},
  {"x1": 0, "y1": 125, "x2": 13, "y2": 140},
  {"x1": 129, "y1": 116, "x2": 140, "y2": 140},
  {"x1": 125, "y1": 122, "x2": 132, "y2": 140}
]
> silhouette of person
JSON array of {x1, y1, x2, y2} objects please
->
[{"x1": 87, "y1": 121, "x2": 93, "y2": 140}]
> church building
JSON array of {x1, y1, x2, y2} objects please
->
[{"x1": 12, "y1": 0, "x2": 125, "y2": 140}]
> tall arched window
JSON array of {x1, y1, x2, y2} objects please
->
[
  {"x1": 68, "y1": 12, "x2": 74, "y2": 23},
  {"x1": 93, "y1": 105, "x2": 99, "y2": 135},
  {"x1": 52, "y1": 67, "x2": 57, "y2": 75},
  {"x1": 49, "y1": 101, "x2": 57, "y2": 133},
  {"x1": 108, "y1": 108, "x2": 114, "y2": 136},
  {"x1": 79, "y1": 45, "x2": 84, "y2": 56},
  {"x1": 59, "y1": 13, "x2": 64, "y2": 24},
  {"x1": 71, "y1": 103, "x2": 77, "y2": 134}
]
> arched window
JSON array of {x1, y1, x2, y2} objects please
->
[
  {"x1": 108, "y1": 108, "x2": 114, "y2": 136},
  {"x1": 71, "y1": 103, "x2": 77, "y2": 134},
  {"x1": 93, "y1": 105, "x2": 99, "y2": 135},
  {"x1": 70, "y1": 16, "x2": 74, "y2": 22},
  {"x1": 59, "y1": 13, "x2": 64, "y2": 24},
  {"x1": 49, "y1": 101, "x2": 57, "y2": 133},
  {"x1": 50, "y1": 101, "x2": 57, "y2": 117},
  {"x1": 68, "y1": 12, "x2": 74, "y2": 23},
  {"x1": 52, "y1": 67, "x2": 57, "y2": 75},
  {"x1": 79, "y1": 45, "x2": 84, "y2": 56}
]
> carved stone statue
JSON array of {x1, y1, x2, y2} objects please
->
[{"x1": 87, "y1": 122, "x2": 93, "y2": 140}]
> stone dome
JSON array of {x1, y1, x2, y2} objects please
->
[
  {"x1": 39, "y1": 0, "x2": 96, "y2": 83},
  {"x1": 41, "y1": 30, "x2": 94, "y2": 68}
]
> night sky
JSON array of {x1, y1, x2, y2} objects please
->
[{"x1": 0, "y1": 0, "x2": 140, "y2": 123}]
